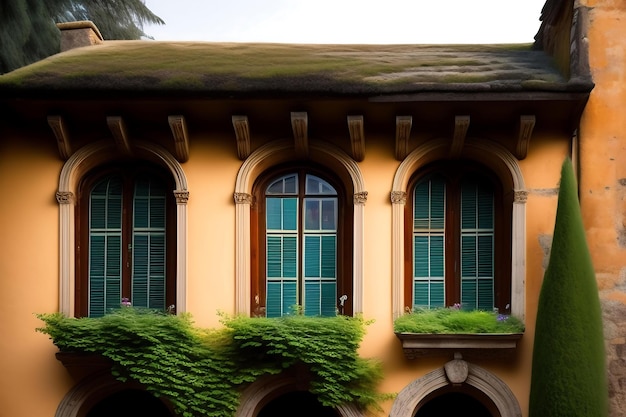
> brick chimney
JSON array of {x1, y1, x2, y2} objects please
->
[{"x1": 56, "y1": 21, "x2": 103, "y2": 52}]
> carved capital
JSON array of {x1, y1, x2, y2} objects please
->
[
  {"x1": 514, "y1": 190, "x2": 528, "y2": 203},
  {"x1": 391, "y1": 191, "x2": 407, "y2": 204},
  {"x1": 56, "y1": 191, "x2": 75, "y2": 205},
  {"x1": 353, "y1": 191, "x2": 368, "y2": 205},
  {"x1": 174, "y1": 191, "x2": 189, "y2": 204},
  {"x1": 234, "y1": 192, "x2": 253, "y2": 205}
]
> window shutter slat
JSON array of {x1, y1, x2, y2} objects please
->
[
  {"x1": 413, "y1": 176, "x2": 446, "y2": 309},
  {"x1": 89, "y1": 177, "x2": 123, "y2": 317},
  {"x1": 132, "y1": 178, "x2": 167, "y2": 311}
]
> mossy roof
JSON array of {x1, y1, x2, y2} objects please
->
[{"x1": 0, "y1": 40, "x2": 589, "y2": 98}]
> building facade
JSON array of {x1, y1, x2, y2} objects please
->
[{"x1": 0, "y1": 0, "x2": 623, "y2": 416}]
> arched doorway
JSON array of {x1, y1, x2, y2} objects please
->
[
  {"x1": 257, "y1": 391, "x2": 339, "y2": 417},
  {"x1": 415, "y1": 390, "x2": 494, "y2": 417},
  {"x1": 86, "y1": 389, "x2": 173, "y2": 417},
  {"x1": 389, "y1": 355, "x2": 521, "y2": 417}
]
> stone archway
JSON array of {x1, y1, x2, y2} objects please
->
[
  {"x1": 390, "y1": 355, "x2": 522, "y2": 417},
  {"x1": 236, "y1": 371, "x2": 364, "y2": 417},
  {"x1": 55, "y1": 372, "x2": 174, "y2": 417}
]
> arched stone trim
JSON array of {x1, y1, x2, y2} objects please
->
[
  {"x1": 389, "y1": 357, "x2": 522, "y2": 417},
  {"x1": 391, "y1": 139, "x2": 526, "y2": 320},
  {"x1": 55, "y1": 372, "x2": 170, "y2": 417},
  {"x1": 234, "y1": 140, "x2": 366, "y2": 315},
  {"x1": 57, "y1": 140, "x2": 189, "y2": 316},
  {"x1": 236, "y1": 372, "x2": 364, "y2": 417}
]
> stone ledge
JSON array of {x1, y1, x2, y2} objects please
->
[{"x1": 395, "y1": 332, "x2": 523, "y2": 360}]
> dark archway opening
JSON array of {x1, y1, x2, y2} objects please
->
[
  {"x1": 257, "y1": 391, "x2": 339, "y2": 417},
  {"x1": 86, "y1": 389, "x2": 173, "y2": 417},
  {"x1": 415, "y1": 391, "x2": 493, "y2": 417}
]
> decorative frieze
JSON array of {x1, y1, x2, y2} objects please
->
[
  {"x1": 353, "y1": 191, "x2": 368, "y2": 205},
  {"x1": 391, "y1": 191, "x2": 407, "y2": 204}
]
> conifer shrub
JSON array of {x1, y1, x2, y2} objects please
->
[
  {"x1": 528, "y1": 158, "x2": 607, "y2": 417},
  {"x1": 37, "y1": 309, "x2": 388, "y2": 417}
]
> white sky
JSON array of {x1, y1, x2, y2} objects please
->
[{"x1": 142, "y1": 0, "x2": 547, "y2": 44}]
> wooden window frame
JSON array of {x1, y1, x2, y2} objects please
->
[
  {"x1": 251, "y1": 163, "x2": 353, "y2": 316},
  {"x1": 75, "y1": 162, "x2": 177, "y2": 317},
  {"x1": 403, "y1": 161, "x2": 512, "y2": 313}
]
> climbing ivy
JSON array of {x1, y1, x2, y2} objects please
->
[{"x1": 37, "y1": 309, "x2": 387, "y2": 417}]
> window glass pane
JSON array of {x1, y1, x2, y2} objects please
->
[
  {"x1": 321, "y1": 199, "x2": 336, "y2": 230},
  {"x1": 305, "y1": 174, "x2": 336, "y2": 195},
  {"x1": 267, "y1": 174, "x2": 298, "y2": 194},
  {"x1": 304, "y1": 199, "x2": 320, "y2": 230}
]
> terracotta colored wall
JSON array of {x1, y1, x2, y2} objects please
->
[{"x1": 579, "y1": 1, "x2": 626, "y2": 415}]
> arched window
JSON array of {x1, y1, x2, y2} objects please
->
[
  {"x1": 405, "y1": 162, "x2": 511, "y2": 313},
  {"x1": 76, "y1": 164, "x2": 176, "y2": 317},
  {"x1": 252, "y1": 167, "x2": 352, "y2": 317}
]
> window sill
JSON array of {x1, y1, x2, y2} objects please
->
[{"x1": 395, "y1": 332, "x2": 523, "y2": 360}]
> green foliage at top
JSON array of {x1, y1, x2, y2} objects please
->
[
  {"x1": 393, "y1": 308, "x2": 524, "y2": 334},
  {"x1": 37, "y1": 309, "x2": 387, "y2": 417},
  {"x1": 529, "y1": 158, "x2": 608, "y2": 417},
  {"x1": 0, "y1": 0, "x2": 164, "y2": 74}
]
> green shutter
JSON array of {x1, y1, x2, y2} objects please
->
[
  {"x1": 460, "y1": 178, "x2": 494, "y2": 310},
  {"x1": 131, "y1": 178, "x2": 167, "y2": 310},
  {"x1": 303, "y1": 234, "x2": 336, "y2": 316},
  {"x1": 413, "y1": 177, "x2": 445, "y2": 309},
  {"x1": 89, "y1": 177, "x2": 123, "y2": 317},
  {"x1": 266, "y1": 232, "x2": 298, "y2": 317}
]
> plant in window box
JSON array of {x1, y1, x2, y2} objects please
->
[{"x1": 393, "y1": 305, "x2": 524, "y2": 359}]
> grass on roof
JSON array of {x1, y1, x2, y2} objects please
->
[{"x1": 0, "y1": 41, "x2": 563, "y2": 93}]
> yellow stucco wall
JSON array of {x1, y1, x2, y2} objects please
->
[{"x1": 0, "y1": 117, "x2": 572, "y2": 416}]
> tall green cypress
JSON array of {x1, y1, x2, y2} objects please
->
[{"x1": 529, "y1": 158, "x2": 607, "y2": 417}]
